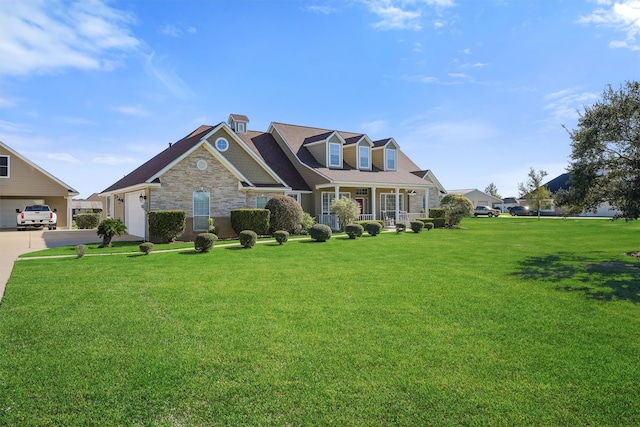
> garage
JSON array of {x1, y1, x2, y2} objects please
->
[
  {"x1": 125, "y1": 192, "x2": 146, "y2": 238},
  {"x1": 0, "y1": 199, "x2": 44, "y2": 229}
]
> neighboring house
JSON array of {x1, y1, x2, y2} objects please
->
[
  {"x1": 447, "y1": 189, "x2": 502, "y2": 209},
  {"x1": 100, "y1": 114, "x2": 446, "y2": 240},
  {"x1": 544, "y1": 173, "x2": 620, "y2": 217},
  {"x1": 0, "y1": 141, "x2": 78, "y2": 229},
  {"x1": 71, "y1": 193, "x2": 103, "y2": 218}
]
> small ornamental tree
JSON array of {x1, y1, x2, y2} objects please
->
[
  {"x1": 97, "y1": 218, "x2": 126, "y2": 248},
  {"x1": 265, "y1": 195, "x2": 304, "y2": 234},
  {"x1": 330, "y1": 197, "x2": 361, "y2": 231},
  {"x1": 518, "y1": 168, "x2": 551, "y2": 220},
  {"x1": 440, "y1": 194, "x2": 473, "y2": 226}
]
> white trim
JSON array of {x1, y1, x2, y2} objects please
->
[
  {"x1": 0, "y1": 141, "x2": 78, "y2": 195},
  {"x1": 100, "y1": 182, "x2": 161, "y2": 197},
  {"x1": 215, "y1": 137, "x2": 229, "y2": 152},
  {"x1": 358, "y1": 145, "x2": 371, "y2": 170},
  {"x1": 328, "y1": 141, "x2": 341, "y2": 167},
  {"x1": 385, "y1": 147, "x2": 397, "y2": 171},
  {"x1": 0, "y1": 154, "x2": 9, "y2": 178}
]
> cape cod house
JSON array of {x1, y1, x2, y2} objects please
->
[{"x1": 100, "y1": 115, "x2": 446, "y2": 240}]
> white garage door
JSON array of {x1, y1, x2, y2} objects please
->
[
  {"x1": 0, "y1": 199, "x2": 44, "y2": 228},
  {"x1": 125, "y1": 193, "x2": 146, "y2": 238}
]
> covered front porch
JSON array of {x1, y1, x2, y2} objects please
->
[{"x1": 314, "y1": 184, "x2": 435, "y2": 230}]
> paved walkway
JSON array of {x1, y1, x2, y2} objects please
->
[{"x1": 0, "y1": 229, "x2": 140, "y2": 303}]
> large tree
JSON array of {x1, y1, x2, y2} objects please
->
[
  {"x1": 556, "y1": 81, "x2": 640, "y2": 220},
  {"x1": 485, "y1": 182, "x2": 501, "y2": 199},
  {"x1": 518, "y1": 168, "x2": 551, "y2": 220}
]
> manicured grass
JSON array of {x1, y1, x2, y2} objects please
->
[{"x1": 1, "y1": 218, "x2": 639, "y2": 425}]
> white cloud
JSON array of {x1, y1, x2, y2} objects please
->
[
  {"x1": 0, "y1": 0, "x2": 140, "y2": 76},
  {"x1": 46, "y1": 152, "x2": 80, "y2": 163},
  {"x1": 161, "y1": 24, "x2": 197, "y2": 37},
  {"x1": 360, "y1": 0, "x2": 455, "y2": 31},
  {"x1": 144, "y1": 51, "x2": 193, "y2": 98},
  {"x1": 93, "y1": 155, "x2": 136, "y2": 165},
  {"x1": 579, "y1": 0, "x2": 640, "y2": 51},
  {"x1": 360, "y1": 119, "x2": 389, "y2": 136},
  {"x1": 113, "y1": 105, "x2": 152, "y2": 117},
  {"x1": 306, "y1": 5, "x2": 337, "y2": 14},
  {"x1": 543, "y1": 88, "x2": 600, "y2": 124}
]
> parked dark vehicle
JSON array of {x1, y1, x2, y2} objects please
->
[{"x1": 509, "y1": 206, "x2": 530, "y2": 216}]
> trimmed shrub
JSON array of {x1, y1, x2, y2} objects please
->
[
  {"x1": 239, "y1": 230, "x2": 258, "y2": 248},
  {"x1": 299, "y1": 212, "x2": 316, "y2": 235},
  {"x1": 207, "y1": 218, "x2": 219, "y2": 235},
  {"x1": 97, "y1": 218, "x2": 126, "y2": 248},
  {"x1": 76, "y1": 244, "x2": 87, "y2": 259},
  {"x1": 418, "y1": 217, "x2": 445, "y2": 228},
  {"x1": 345, "y1": 223, "x2": 364, "y2": 239},
  {"x1": 365, "y1": 221, "x2": 382, "y2": 236},
  {"x1": 265, "y1": 195, "x2": 304, "y2": 234},
  {"x1": 424, "y1": 222, "x2": 435, "y2": 231},
  {"x1": 309, "y1": 224, "x2": 332, "y2": 242},
  {"x1": 230, "y1": 209, "x2": 270, "y2": 235},
  {"x1": 274, "y1": 230, "x2": 289, "y2": 245},
  {"x1": 395, "y1": 223, "x2": 406, "y2": 233},
  {"x1": 355, "y1": 220, "x2": 385, "y2": 229},
  {"x1": 195, "y1": 233, "x2": 217, "y2": 253},
  {"x1": 429, "y1": 208, "x2": 445, "y2": 219},
  {"x1": 149, "y1": 210, "x2": 186, "y2": 243},
  {"x1": 139, "y1": 242, "x2": 154, "y2": 255},
  {"x1": 75, "y1": 213, "x2": 100, "y2": 229},
  {"x1": 410, "y1": 221, "x2": 424, "y2": 233}
]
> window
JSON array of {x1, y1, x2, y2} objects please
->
[
  {"x1": 359, "y1": 146, "x2": 370, "y2": 169},
  {"x1": 193, "y1": 190, "x2": 210, "y2": 231},
  {"x1": 321, "y1": 192, "x2": 350, "y2": 214},
  {"x1": 0, "y1": 155, "x2": 8, "y2": 177},
  {"x1": 385, "y1": 148, "x2": 396, "y2": 170},
  {"x1": 329, "y1": 142, "x2": 341, "y2": 167},
  {"x1": 380, "y1": 193, "x2": 404, "y2": 212},
  {"x1": 236, "y1": 122, "x2": 246, "y2": 133},
  {"x1": 355, "y1": 188, "x2": 368, "y2": 196},
  {"x1": 286, "y1": 192, "x2": 300, "y2": 203},
  {"x1": 215, "y1": 137, "x2": 229, "y2": 152},
  {"x1": 257, "y1": 196, "x2": 267, "y2": 209}
]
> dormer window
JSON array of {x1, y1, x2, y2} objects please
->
[
  {"x1": 236, "y1": 122, "x2": 246, "y2": 133},
  {"x1": 359, "y1": 146, "x2": 370, "y2": 169},
  {"x1": 385, "y1": 148, "x2": 396, "y2": 171},
  {"x1": 329, "y1": 142, "x2": 341, "y2": 167}
]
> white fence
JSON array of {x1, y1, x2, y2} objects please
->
[{"x1": 317, "y1": 212, "x2": 420, "y2": 229}]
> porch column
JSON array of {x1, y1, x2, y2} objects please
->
[
  {"x1": 425, "y1": 187, "x2": 430, "y2": 214},
  {"x1": 334, "y1": 185, "x2": 339, "y2": 201},
  {"x1": 65, "y1": 196, "x2": 73, "y2": 230},
  {"x1": 395, "y1": 188, "x2": 400, "y2": 223},
  {"x1": 371, "y1": 187, "x2": 377, "y2": 220}
]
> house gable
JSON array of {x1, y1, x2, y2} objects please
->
[
  {"x1": 343, "y1": 135, "x2": 373, "y2": 170},
  {"x1": 372, "y1": 138, "x2": 399, "y2": 171},
  {"x1": 0, "y1": 142, "x2": 78, "y2": 197}
]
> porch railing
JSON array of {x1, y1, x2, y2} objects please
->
[{"x1": 317, "y1": 213, "x2": 419, "y2": 229}]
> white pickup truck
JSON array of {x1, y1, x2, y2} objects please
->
[{"x1": 16, "y1": 205, "x2": 58, "y2": 230}]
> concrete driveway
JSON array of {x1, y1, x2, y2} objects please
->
[{"x1": 0, "y1": 229, "x2": 140, "y2": 302}]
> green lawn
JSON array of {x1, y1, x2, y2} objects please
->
[{"x1": 1, "y1": 218, "x2": 639, "y2": 426}]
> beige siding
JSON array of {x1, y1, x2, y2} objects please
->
[
  {"x1": 205, "y1": 129, "x2": 279, "y2": 185},
  {"x1": 0, "y1": 146, "x2": 71, "y2": 197},
  {"x1": 372, "y1": 147, "x2": 384, "y2": 170},
  {"x1": 343, "y1": 145, "x2": 356, "y2": 168}
]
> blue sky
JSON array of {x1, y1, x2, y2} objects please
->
[{"x1": 1, "y1": 0, "x2": 638, "y2": 199}]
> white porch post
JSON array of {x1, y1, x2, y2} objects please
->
[
  {"x1": 395, "y1": 188, "x2": 400, "y2": 223},
  {"x1": 65, "y1": 196, "x2": 73, "y2": 230},
  {"x1": 425, "y1": 187, "x2": 430, "y2": 214},
  {"x1": 371, "y1": 187, "x2": 377, "y2": 220}
]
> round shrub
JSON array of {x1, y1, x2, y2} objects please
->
[
  {"x1": 274, "y1": 230, "x2": 289, "y2": 245},
  {"x1": 139, "y1": 242, "x2": 154, "y2": 255},
  {"x1": 345, "y1": 223, "x2": 364, "y2": 239},
  {"x1": 265, "y1": 195, "x2": 304, "y2": 234},
  {"x1": 309, "y1": 224, "x2": 332, "y2": 242},
  {"x1": 195, "y1": 232, "x2": 217, "y2": 253},
  {"x1": 395, "y1": 223, "x2": 406, "y2": 233},
  {"x1": 365, "y1": 221, "x2": 382, "y2": 236},
  {"x1": 410, "y1": 221, "x2": 424, "y2": 233},
  {"x1": 76, "y1": 244, "x2": 87, "y2": 259},
  {"x1": 424, "y1": 222, "x2": 434, "y2": 231},
  {"x1": 239, "y1": 230, "x2": 258, "y2": 248}
]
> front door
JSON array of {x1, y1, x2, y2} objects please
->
[{"x1": 355, "y1": 198, "x2": 365, "y2": 215}]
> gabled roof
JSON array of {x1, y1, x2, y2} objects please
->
[
  {"x1": 269, "y1": 122, "x2": 431, "y2": 188},
  {"x1": 229, "y1": 114, "x2": 249, "y2": 123},
  {"x1": 545, "y1": 173, "x2": 570, "y2": 193},
  {"x1": 0, "y1": 140, "x2": 79, "y2": 196},
  {"x1": 102, "y1": 125, "x2": 214, "y2": 193}
]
